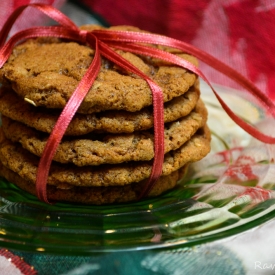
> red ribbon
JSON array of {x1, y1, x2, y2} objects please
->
[{"x1": 1, "y1": 4, "x2": 275, "y2": 204}]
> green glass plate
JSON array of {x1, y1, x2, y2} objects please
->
[{"x1": 0, "y1": 83, "x2": 274, "y2": 255}]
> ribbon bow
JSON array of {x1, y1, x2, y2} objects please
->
[{"x1": 1, "y1": 4, "x2": 275, "y2": 204}]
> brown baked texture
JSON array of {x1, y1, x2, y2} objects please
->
[
  {"x1": 0, "y1": 163, "x2": 188, "y2": 205},
  {"x1": 0, "y1": 125, "x2": 211, "y2": 188},
  {"x1": 0, "y1": 26, "x2": 198, "y2": 114},
  {"x1": 0, "y1": 25, "x2": 211, "y2": 205},
  {"x1": 0, "y1": 82, "x2": 200, "y2": 135},
  {"x1": 1, "y1": 99, "x2": 207, "y2": 166}
]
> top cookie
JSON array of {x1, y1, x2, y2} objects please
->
[{"x1": 0, "y1": 25, "x2": 198, "y2": 114}]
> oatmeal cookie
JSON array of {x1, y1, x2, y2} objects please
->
[
  {"x1": 1, "y1": 99, "x2": 207, "y2": 166},
  {"x1": 0, "y1": 163, "x2": 187, "y2": 204},
  {"x1": 0, "y1": 125, "x2": 211, "y2": 187},
  {"x1": 0, "y1": 82, "x2": 200, "y2": 135},
  {"x1": 0, "y1": 26, "x2": 198, "y2": 113}
]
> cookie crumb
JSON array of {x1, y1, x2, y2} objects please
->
[{"x1": 24, "y1": 97, "x2": 36, "y2": 106}]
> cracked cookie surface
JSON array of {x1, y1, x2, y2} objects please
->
[
  {"x1": 0, "y1": 82, "x2": 200, "y2": 135},
  {"x1": 1, "y1": 99, "x2": 207, "y2": 166},
  {"x1": 0, "y1": 163, "x2": 186, "y2": 204},
  {"x1": 0, "y1": 125, "x2": 211, "y2": 187}
]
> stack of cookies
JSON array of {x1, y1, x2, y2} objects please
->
[{"x1": 0, "y1": 25, "x2": 211, "y2": 205}]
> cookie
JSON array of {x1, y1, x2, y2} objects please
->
[
  {"x1": 0, "y1": 24, "x2": 210, "y2": 205},
  {"x1": 0, "y1": 26, "x2": 198, "y2": 113},
  {"x1": 1, "y1": 99, "x2": 207, "y2": 166},
  {"x1": 0, "y1": 82, "x2": 200, "y2": 135},
  {"x1": 0, "y1": 125, "x2": 211, "y2": 187},
  {"x1": 0, "y1": 163, "x2": 187, "y2": 204}
]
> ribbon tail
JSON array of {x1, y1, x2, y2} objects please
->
[
  {"x1": 94, "y1": 31, "x2": 275, "y2": 116},
  {"x1": 103, "y1": 41, "x2": 275, "y2": 144},
  {"x1": 35, "y1": 33, "x2": 101, "y2": 203},
  {"x1": 0, "y1": 3, "x2": 78, "y2": 48},
  {"x1": 98, "y1": 41, "x2": 165, "y2": 198}
]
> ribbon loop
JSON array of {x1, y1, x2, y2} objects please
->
[{"x1": 79, "y1": 30, "x2": 88, "y2": 43}]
